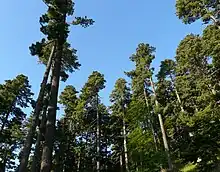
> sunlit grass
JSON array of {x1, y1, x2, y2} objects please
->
[{"x1": 180, "y1": 163, "x2": 197, "y2": 172}]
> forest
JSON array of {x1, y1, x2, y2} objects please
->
[{"x1": 1, "y1": 0, "x2": 220, "y2": 172}]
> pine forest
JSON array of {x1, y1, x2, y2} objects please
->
[{"x1": 1, "y1": 0, "x2": 220, "y2": 172}]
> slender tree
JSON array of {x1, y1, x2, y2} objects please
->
[
  {"x1": 126, "y1": 43, "x2": 172, "y2": 170},
  {"x1": 110, "y1": 78, "x2": 131, "y2": 172},
  {"x1": 157, "y1": 59, "x2": 184, "y2": 112},
  {"x1": 80, "y1": 71, "x2": 106, "y2": 172}
]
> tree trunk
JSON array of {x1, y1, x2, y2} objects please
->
[
  {"x1": 55, "y1": 122, "x2": 65, "y2": 172},
  {"x1": 169, "y1": 74, "x2": 184, "y2": 112},
  {"x1": 123, "y1": 119, "x2": 129, "y2": 172},
  {"x1": 120, "y1": 154, "x2": 123, "y2": 172},
  {"x1": 150, "y1": 77, "x2": 173, "y2": 170},
  {"x1": 31, "y1": 97, "x2": 49, "y2": 172},
  {"x1": 0, "y1": 150, "x2": 7, "y2": 172},
  {"x1": 143, "y1": 86, "x2": 158, "y2": 151},
  {"x1": 122, "y1": 103, "x2": 129, "y2": 172},
  {"x1": 209, "y1": 15, "x2": 220, "y2": 29},
  {"x1": 96, "y1": 93, "x2": 100, "y2": 172},
  {"x1": 31, "y1": 129, "x2": 42, "y2": 172},
  {"x1": 77, "y1": 151, "x2": 81, "y2": 172},
  {"x1": 19, "y1": 43, "x2": 56, "y2": 172},
  {"x1": 174, "y1": 88, "x2": 184, "y2": 112},
  {"x1": 158, "y1": 114, "x2": 172, "y2": 170},
  {"x1": 148, "y1": 119, "x2": 158, "y2": 150},
  {"x1": 40, "y1": 39, "x2": 62, "y2": 172}
]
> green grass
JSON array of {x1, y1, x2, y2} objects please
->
[
  {"x1": 180, "y1": 163, "x2": 197, "y2": 172},
  {"x1": 180, "y1": 163, "x2": 220, "y2": 172}
]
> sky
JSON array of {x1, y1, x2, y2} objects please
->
[{"x1": 0, "y1": 0, "x2": 205, "y2": 117}]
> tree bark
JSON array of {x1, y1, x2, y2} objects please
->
[
  {"x1": 174, "y1": 88, "x2": 184, "y2": 112},
  {"x1": 122, "y1": 118, "x2": 129, "y2": 172},
  {"x1": 158, "y1": 114, "x2": 172, "y2": 170},
  {"x1": 143, "y1": 86, "x2": 158, "y2": 151},
  {"x1": 19, "y1": 43, "x2": 56, "y2": 172},
  {"x1": 96, "y1": 93, "x2": 100, "y2": 172},
  {"x1": 40, "y1": 39, "x2": 62, "y2": 172},
  {"x1": 77, "y1": 151, "x2": 81, "y2": 172},
  {"x1": 55, "y1": 121, "x2": 65, "y2": 172},
  {"x1": 122, "y1": 100, "x2": 129, "y2": 172},
  {"x1": 31, "y1": 97, "x2": 49, "y2": 172},
  {"x1": 150, "y1": 77, "x2": 173, "y2": 170},
  {"x1": 169, "y1": 74, "x2": 184, "y2": 112},
  {"x1": 120, "y1": 154, "x2": 123, "y2": 172},
  {"x1": 210, "y1": 15, "x2": 220, "y2": 29}
]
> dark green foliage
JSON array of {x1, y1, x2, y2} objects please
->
[
  {"x1": 109, "y1": 78, "x2": 131, "y2": 171},
  {"x1": 0, "y1": 75, "x2": 33, "y2": 171},
  {"x1": 80, "y1": 71, "x2": 106, "y2": 99},
  {"x1": 29, "y1": 41, "x2": 81, "y2": 75},
  {"x1": 125, "y1": 43, "x2": 170, "y2": 171},
  {"x1": 2, "y1": 1, "x2": 220, "y2": 171},
  {"x1": 56, "y1": 72, "x2": 110, "y2": 172},
  {"x1": 176, "y1": 0, "x2": 220, "y2": 24},
  {"x1": 125, "y1": 43, "x2": 155, "y2": 98}
]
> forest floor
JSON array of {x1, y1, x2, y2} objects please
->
[{"x1": 180, "y1": 163, "x2": 220, "y2": 172}]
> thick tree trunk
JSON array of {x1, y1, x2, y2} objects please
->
[
  {"x1": 150, "y1": 77, "x2": 173, "y2": 170},
  {"x1": 55, "y1": 122, "x2": 65, "y2": 172},
  {"x1": 96, "y1": 94, "x2": 100, "y2": 172},
  {"x1": 19, "y1": 43, "x2": 56, "y2": 172},
  {"x1": 31, "y1": 98, "x2": 49, "y2": 172},
  {"x1": 31, "y1": 130, "x2": 42, "y2": 172},
  {"x1": 40, "y1": 39, "x2": 62, "y2": 172},
  {"x1": 31, "y1": 129, "x2": 42, "y2": 172}
]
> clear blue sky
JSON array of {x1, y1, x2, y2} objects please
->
[{"x1": 0, "y1": 0, "x2": 204, "y2": 116}]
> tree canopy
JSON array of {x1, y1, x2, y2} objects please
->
[{"x1": 1, "y1": 1, "x2": 220, "y2": 172}]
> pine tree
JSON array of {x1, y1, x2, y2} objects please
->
[
  {"x1": 176, "y1": 0, "x2": 220, "y2": 27},
  {"x1": 80, "y1": 71, "x2": 106, "y2": 172},
  {"x1": 0, "y1": 75, "x2": 33, "y2": 171},
  {"x1": 54, "y1": 85, "x2": 79, "y2": 171},
  {"x1": 19, "y1": 0, "x2": 93, "y2": 171},
  {"x1": 126, "y1": 43, "x2": 173, "y2": 171},
  {"x1": 170, "y1": 33, "x2": 220, "y2": 171},
  {"x1": 110, "y1": 78, "x2": 131, "y2": 172},
  {"x1": 157, "y1": 59, "x2": 184, "y2": 112}
]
